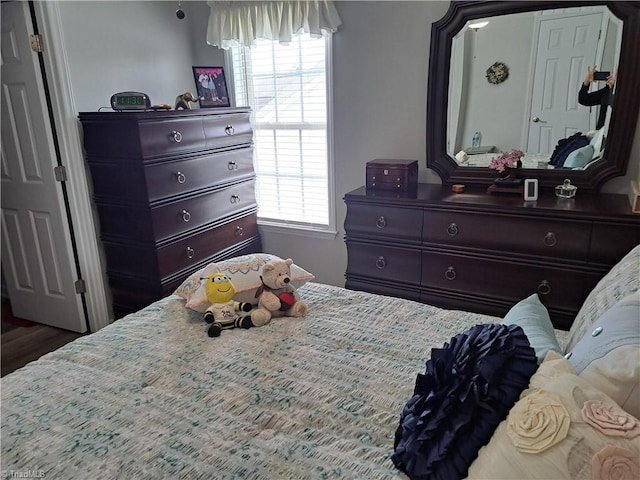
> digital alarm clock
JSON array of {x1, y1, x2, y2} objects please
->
[{"x1": 110, "y1": 91, "x2": 151, "y2": 111}]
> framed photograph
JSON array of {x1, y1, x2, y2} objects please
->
[{"x1": 192, "y1": 66, "x2": 230, "y2": 108}]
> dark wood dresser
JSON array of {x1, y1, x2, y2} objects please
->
[
  {"x1": 344, "y1": 184, "x2": 640, "y2": 330},
  {"x1": 79, "y1": 108, "x2": 262, "y2": 317}
]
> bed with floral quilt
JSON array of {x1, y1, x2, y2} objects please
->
[{"x1": 1, "y1": 248, "x2": 638, "y2": 480}]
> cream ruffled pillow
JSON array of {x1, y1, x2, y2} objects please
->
[{"x1": 468, "y1": 352, "x2": 640, "y2": 479}]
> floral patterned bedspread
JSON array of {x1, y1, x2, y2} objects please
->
[{"x1": 2, "y1": 283, "x2": 526, "y2": 479}]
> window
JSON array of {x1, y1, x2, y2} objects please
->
[{"x1": 229, "y1": 34, "x2": 334, "y2": 232}]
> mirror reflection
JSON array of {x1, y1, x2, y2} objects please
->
[{"x1": 447, "y1": 6, "x2": 622, "y2": 171}]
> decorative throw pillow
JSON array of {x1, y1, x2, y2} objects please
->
[
  {"x1": 565, "y1": 244, "x2": 640, "y2": 352},
  {"x1": 580, "y1": 345, "x2": 640, "y2": 420},
  {"x1": 392, "y1": 323, "x2": 538, "y2": 480},
  {"x1": 567, "y1": 291, "x2": 640, "y2": 373},
  {"x1": 501, "y1": 293, "x2": 562, "y2": 364},
  {"x1": 565, "y1": 291, "x2": 640, "y2": 418},
  {"x1": 563, "y1": 144, "x2": 594, "y2": 169},
  {"x1": 467, "y1": 354, "x2": 640, "y2": 480},
  {"x1": 174, "y1": 253, "x2": 315, "y2": 311}
]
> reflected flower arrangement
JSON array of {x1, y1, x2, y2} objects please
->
[{"x1": 489, "y1": 149, "x2": 525, "y2": 173}]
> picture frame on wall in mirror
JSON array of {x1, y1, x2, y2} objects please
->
[{"x1": 192, "y1": 66, "x2": 230, "y2": 108}]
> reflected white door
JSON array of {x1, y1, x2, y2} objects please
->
[
  {"x1": 527, "y1": 13, "x2": 602, "y2": 154},
  {"x1": 1, "y1": 1, "x2": 87, "y2": 332}
]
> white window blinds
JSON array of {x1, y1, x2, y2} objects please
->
[{"x1": 230, "y1": 35, "x2": 332, "y2": 228}]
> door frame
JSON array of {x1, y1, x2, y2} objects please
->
[{"x1": 32, "y1": 1, "x2": 110, "y2": 331}]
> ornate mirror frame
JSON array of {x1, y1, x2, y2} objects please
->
[{"x1": 426, "y1": 1, "x2": 640, "y2": 193}]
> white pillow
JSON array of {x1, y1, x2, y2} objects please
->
[
  {"x1": 589, "y1": 128, "x2": 605, "y2": 159},
  {"x1": 174, "y1": 253, "x2": 315, "y2": 311}
]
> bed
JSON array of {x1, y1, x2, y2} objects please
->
[
  {"x1": 2, "y1": 247, "x2": 639, "y2": 479},
  {"x1": 455, "y1": 129, "x2": 605, "y2": 171},
  {"x1": 458, "y1": 152, "x2": 552, "y2": 169}
]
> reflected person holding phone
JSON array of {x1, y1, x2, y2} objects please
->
[{"x1": 579, "y1": 66, "x2": 616, "y2": 130}]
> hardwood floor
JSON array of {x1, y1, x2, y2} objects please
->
[{"x1": 1, "y1": 301, "x2": 85, "y2": 377}]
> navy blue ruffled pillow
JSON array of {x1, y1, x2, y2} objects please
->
[{"x1": 392, "y1": 323, "x2": 538, "y2": 480}]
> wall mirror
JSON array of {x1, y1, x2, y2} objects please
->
[{"x1": 426, "y1": 1, "x2": 640, "y2": 192}]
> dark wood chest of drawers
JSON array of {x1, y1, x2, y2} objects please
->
[
  {"x1": 79, "y1": 108, "x2": 262, "y2": 317},
  {"x1": 344, "y1": 184, "x2": 640, "y2": 330}
]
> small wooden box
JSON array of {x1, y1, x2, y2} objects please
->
[{"x1": 366, "y1": 159, "x2": 418, "y2": 192}]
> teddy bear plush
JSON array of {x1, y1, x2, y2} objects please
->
[
  {"x1": 202, "y1": 273, "x2": 253, "y2": 337},
  {"x1": 251, "y1": 258, "x2": 308, "y2": 326}
]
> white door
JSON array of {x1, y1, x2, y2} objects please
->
[
  {"x1": 1, "y1": 1, "x2": 87, "y2": 332},
  {"x1": 527, "y1": 13, "x2": 602, "y2": 154}
]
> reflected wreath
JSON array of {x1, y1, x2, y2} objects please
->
[{"x1": 486, "y1": 62, "x2": 509, "y2": 84}]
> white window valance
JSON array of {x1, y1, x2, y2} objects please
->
[{"x1": 206, "y1": 1, "x2": 342, "y2": 49}]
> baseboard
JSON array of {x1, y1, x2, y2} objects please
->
[{"x1": 629, "y1": 180, "x2": 640, "y2": 214}]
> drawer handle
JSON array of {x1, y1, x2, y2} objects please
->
[
  {"x1": 186, "y1": 246, "x2": 195, "y2": 259},
  {"x1": 447, "y1": 223, "x2": 459, "y2": 236},
  {"x1": 176, "y1": 171, "x2": 186, "y2": 184},
  {"x1": 228, "y1": 161, "x2": 238, "y2": 171},
  {"x1": 230, "y1": 194, "x2": 240, "y2": 204},
  {"x1": 376, "y1": 216, "x2": 387, "y2": 229},
  {"x1": 171, "y1": 130, "x2": 183, "y2": 143},
  {"x1": 224, "y1": 125, "x2": 235, "y2": 136},
  {"x1": 375, "y1": 256, "x2": 387, "y2": 269},
  {"x1": 181, "y1": 209, "x2": 191, "y2": 222},
  {"x1": 445, "y1": 266, "x2": 456, "y2": 281},
  {"x1": 543, "y1": 232, "x2": 557, "y2": 247},
  {"x1": 538, "y1": 280, "x2": 551, "y2": 296},
  {"x1": 235, "y1": 226, "x2": 244, "y2": 236}
]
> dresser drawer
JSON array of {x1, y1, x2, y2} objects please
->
[
  {"x1": 96, "y1": 180, "x2": 257, "y2": 242},
  {"x1": 88, "y1": 148, "x2": 255, "y2": 203},
  {"x1": 203, "y1": 113, "x2": 253, "y2": 149},
  {"x1": 345, "y1": 204, "x2": 423, "y2": 242},
  {"x1": 138, "y1": 117, "x2": 206, "y2": 157},
  {"x1": 157, "y1": 214, "x2": 258, "y2": 278},
  {"x1": 102, "y1": 214, "x2": 259, "y2": 281},
  {"x1": 346, "y1": 241, "x2": 421, "y2": 284},
  {"x1": 144, "y1": 148, "x2": 254, "y2": 201},
  {"x1": 423, "y1": 210, "x2": 591, "y2": 260},
  {"x1": 151, "y1": 180, "x2": 257, "y2": 241},
  {"x1": 107, "y1": 235, "x2": 263, "y2": 318},
  {"x1": 590, "y1": 223, "x2": 640, "y2": 265},
  {"x1": 421, "y1": 251, "x2": 596, "y2": 315}
]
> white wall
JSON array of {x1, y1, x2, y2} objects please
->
[
  {"x1": 458, "y1": 13, "x2": 535, "y2": 152},
  {"x1": 47, "y1": 0, "x2": 639, "y2": 292},
  {"x1": 57, "y1": 1, "x2": 222, "y2": 111},
  {"x1": 188, "y1": 2, "x2": 226, "y2": 67}
]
